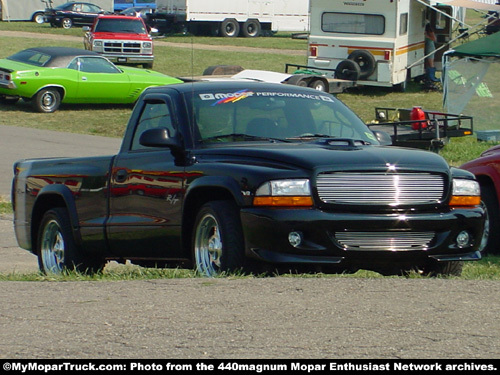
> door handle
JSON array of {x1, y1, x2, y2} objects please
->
[{"x1": 115, "y1": 169, "x2": 128, "y2": 183}]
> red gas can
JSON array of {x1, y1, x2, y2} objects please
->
[{"x1": 411, "y1": 106, "x2": 427, "y2": 130}]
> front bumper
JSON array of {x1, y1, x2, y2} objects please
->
[
  {"x1": 103, "y1": 54, "x2": 154, "y2": 65},
  {"x1": 240, "y1": 206, "x2": 484, "y2": 271}
]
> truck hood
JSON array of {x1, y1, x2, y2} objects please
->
[
  {"x1": 91, "y1": 32, "x2": 151, "y2": 41},
  {"x1": 197, "y1": 142, "x2": 451, "y2": 174}
]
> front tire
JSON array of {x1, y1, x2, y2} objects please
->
[
  {"x1": 37, "y1": 208, "x2": 104, "y2": 274},
  {"x1": 192, "y1": 200, "x2": 245, "y2": 277},
  {"x1": 33, "y1": 88, "x2": 61, "y2": 113}
]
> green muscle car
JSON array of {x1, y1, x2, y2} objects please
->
[{"x1": 0, "y1": 47, "x2": 182, "y2": 113}]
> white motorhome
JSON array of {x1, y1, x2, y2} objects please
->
[
  {"x1": 153, "y1": 0, "x2": 310, "y2": 37},
  {"x1": 307, "y1": 0, "x2": 460, "y2": 90}
]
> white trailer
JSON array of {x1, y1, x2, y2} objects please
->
[
  {"x1": 1, "y1": 0, "x2": 114, "y2": 22},
  {"x1": 152, "y1": 0, "x2": 310, "y2": 37},
  {"x1": 306, "y1": 0, "x2": 462, "y2": 90}
]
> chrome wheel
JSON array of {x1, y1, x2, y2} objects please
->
[
  {"x1": 40, "y1": 220, "x2": 65, "y2": 274},
  {"x1": 194, "y1": 213, "x2": 222, "y2": 277},
  {"x1": 34, "y1": 88, "x2": 61, "y2": 113},
  {"x1": 62, "y1": 18, "x2": 73, "y2": 29}
]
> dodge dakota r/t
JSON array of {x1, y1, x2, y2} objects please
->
[{"x1": 11, "y1": 82, "x2": 485, "y2": 277}]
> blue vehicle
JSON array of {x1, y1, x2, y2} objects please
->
[{"x1": 114, "y1": 0, "x2": 155, "y2": 12}]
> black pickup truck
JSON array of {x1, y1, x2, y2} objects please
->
[{"x1": 12, "y1": 82, "x2": 485, "y2": 277}]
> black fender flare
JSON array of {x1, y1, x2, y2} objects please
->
[
  {"x1": 31, "y1": 184, "x2": 82, "y2": 250},
  {"x1": 185, "y1": 176, "x2": 245, "y2": 207}
]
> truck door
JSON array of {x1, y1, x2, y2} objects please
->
[{"x1": 107, "y1": 95, "x2": 185, "y2": 259}]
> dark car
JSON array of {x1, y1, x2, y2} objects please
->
[
  {"x1": 460, "y1": 145, "x2": 500, "y2": 255},
  {"x1": 44, "y1": 2, "x2": 107, "y2": 29}
]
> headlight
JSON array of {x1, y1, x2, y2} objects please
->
[
  {"x1": 449, "y1": 179, "x2": 481, "y2": 207},
  {"x1": 93, "y1": 41, "x2": 102, "y2": 47},
  {"x1": 143, "y1": 42, "x2": 152, "y2": 48},
  {"x1": 253, "y1": 179, "x2": 313, "y2": 207}
]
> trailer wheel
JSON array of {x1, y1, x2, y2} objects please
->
[
  {"x1": 309, "y1": 78, "x2": 329, "y2": 92},
  {"x1": 242, "y1": 19, "x2": 261, "y2": 37},
  {"x1": 220, "y1": 19, "x2": 240, "y2": 37},
  {"x1": 335, "y1": 59, "x2": 361, "y2": 81},
  {"x1": 348, "y1": 50, "x2": 376, "y2": 79}
]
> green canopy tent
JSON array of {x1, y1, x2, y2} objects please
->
[
  {"x1": 443, "y1": 32, "x2": 500, "y2": 136},
  {"x1": 448, "y1": 31, "x2": 500, "y2": 58}
]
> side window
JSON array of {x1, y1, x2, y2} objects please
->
[
  {"x1": 77, "y1": 57, "x2": 120, "y2": 73},
  {"x1": 400, "y1": 13, "x2": 408, "y2": 35},
  {"x1": 131, "y1": 100, "x2": 175, "y2": 151}
]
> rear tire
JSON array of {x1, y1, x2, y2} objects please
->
[
  {"x1": 37, "y1": 208, "x2": 104, "y2": 274},
  {"x1": 242, "y1": 19, "x2": 261, "y2": 37},
  {"x1": 33, "y1": 88, "x2": 61, "y2": 113}
]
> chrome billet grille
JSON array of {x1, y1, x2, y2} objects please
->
[
  {"x1": 335, "y1": 231, "x2": 435, "y2": 251},
  {"x1": 104, "y1": 42, "x2": 142, "y2": 54},
  {"x1": 316, "y1": 172, "x2": 444, "y2": 205}
]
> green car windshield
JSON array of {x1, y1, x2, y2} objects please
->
[{"x1": 186, "y1": 88, "x2": 379, "y2": 145}]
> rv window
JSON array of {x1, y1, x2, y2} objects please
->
[
  {"x1": 322, "y1": 13, "x2": 385, "y2": 35},
  {"x1": 400, "y1": 13, "x2": 408, "y2": 35}
]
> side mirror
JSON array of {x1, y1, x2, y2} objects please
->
[
  {"x1": 372, "y1": 130, "x2": 393, "y2": 146},
  {"x1": 139, "y1": 128, "x2": 182, "y2": 151}
]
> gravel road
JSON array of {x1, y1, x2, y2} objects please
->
[{"x1": 0, "y1": 32, "x2": 499, "y2": 360}]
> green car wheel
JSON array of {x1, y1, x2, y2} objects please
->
[{"x1": 34, "y1": 88, "x2": 61, "y2": 113}]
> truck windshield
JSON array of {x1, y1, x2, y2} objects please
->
[
  {"x1": 95, "y1": 18, "x2": 146, "y2": 34},
  {"x1": 186, "y1": 88, "x2": 378, "y2": 145}
]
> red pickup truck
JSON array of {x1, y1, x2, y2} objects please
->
[{"x1": 83, "y1": 14, "x2": 154, "y2": 69}]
